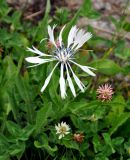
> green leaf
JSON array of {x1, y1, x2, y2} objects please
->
[
  {"x1": 34, "y1": 133, "x2": 57, "y2": 156},
  {"x1": 123, "y1": 22, "x2": 130, "y2": 32},
  {"x1": 65, "y1": 101, "x2": 88, "y2": 113},
  {"x1": 115, "y1": 47, "x2": 130, "y2": 60},
  {"x1": 48, "y1": 64, "x2": 61, "y2": 105},
  {"x1": 109, "y1": 113, "x2": 130, "y2": 135},
  {"x1": 6, "y1": 121, "x2": 34, "y2": 142},
  {"x1": 0, "y1": 56, "x2": 17, "y2": 116},
  {"x1": 0, "y1": 155, "x2": 9, "y2": 160},
  {"x1": 15, "y1": 75, "x2": 30, "y2": 102},
  {"x1": 34, "y1": 102, "x2": 52, "y2": 134},
  {"x1": 105, "y1": 95, "x2": 130, "y2": 135},
  {"x1": 93, "y1": 135, "x2": 103, "y2": 153},
  {"x1": 80, "y1": 0, "x2": 101, "y2": 19},
  {"x1": 112, "y1": 95, "x2": 126, "y2": 105},
  {"x1": 22, "y1": 124, "x2": 35, "y2": 137},
  {"x1": 2, "y1": 56, "x2": 17, "y2": 88},
  {"x1": 112, "y1": 137, "x2": 124, "y2": 146},
  {"x1": 0, "y1": 134, "x2": 9, "y2": 154},
  {"x1": 95, "y1": 155, "x2": 109, "y2": 160},
  {"x1": 90, "y1": 59, "x2": 122, "y2": 75},
  {"x1": 66, "y1": 100, "x2": 100, "y2": 114},
  {"x1": 7, "y1": 90, "x2": 19, "y2": 122},
  {"x1": 62, "y1": 139, "x2": 79, "y2": 150},
  {"x1": 103, "y1": 133, "x2": 115, "y2": 153},
  {"x1": 15, "y1": 74, "x2": 34, "y2": 123},
  {"x1": 113, "y1": 40, "x2": 130, "y2": 60},
  {"x1": 0, "y1": 0, "x2": 11, "y2": 18},
  {"x1": 19, "y1": 124, "x2": 35, "y2": 141},
  {"x1": 0, "y1": 29, "x2": 27, "y2": 47},
  {"x1": 54, "y1": 8, "x2": 70, "y2": 25},
  {"x1": 10, "y1": 11, "x2": 22, "y2": 30},
  {"x1": 9, "y1": 141, "x2": 25, "y2": 157},
  {"x1": 6, "y1": 121, "x2": 22, "y2": 137},
  {"x1": 109, "y1": 95, "x2": 126, "y2": 113}
]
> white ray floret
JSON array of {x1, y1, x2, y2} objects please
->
[
  {"x1": 67, "y1": 25, "x2": 77, "y2": 48},
  {"x1": 25, "y1": 25, "x2": 96, "y2": 98},
  {"x1": 67, "y1": 62, "x2": 85, "y2": 93},
  {"x1": 59, "y1": 25, "x2": 66, "y2": 46},
  {"x1": 27, "y1": 46, "x2": 52, "y2": 56},
  {"x1": 59, "y1": 63, "x2": 67, "y2": 99},
  {"x1": 48, "y1": 24, "x2": 57, "y2": 47},
  {"x1": 65, "y1": 63, "x2": 76, "y2": 97},
  {"x1": 40, "y1": 62, "x2": 59, "y2": 92}
]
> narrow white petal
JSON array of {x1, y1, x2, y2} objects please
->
[
  {"x1": 75, "y1": 29, "x2": 85, "y2": 44},
  {"x1": 71, "y1": 29, "x2": 92, "y2": 51},
  {"x1": 32, "y1": 46, "x2": 53, "y2": 57},
  {"x1": 48, "y1": 25, "x2": 57, "y2": 48},
  {"x1": 59, "y1": 63, "x2": 66, "y2": 99},
  {"x1": 58, "y1": 25, "x2": 66, "y2": 46},
  {"x1": 65, "y1": 64, "x2": 76, "y2": 97},
  {"x1": 40, "y1": 62, "x2": 59, "y2": 92},
  {"x1": 67, "y1": 26, "x2": 77, "y2": 48},
  {"x1": 59, "y1": 134, "x2": 63, "y2": 139},
  {"x1": 55, "y1": 125, "x2": 59, "y2": 130},
  {"x1": 74, "y1": 32, "x2": 92, "y2": 51},
  {"x1": 27, "y1": 46, "x2": 52, "y2": 57},
  {"x1": 70, "y1": 60, "x2": 96, "y2": 76},
  {"x1": 25, "y1": 57, "x2": 48, "y2": 64},
  {"x1": 71, "y1": 29, "x2": 85, "y2": 49},
  {"x1": 25, "y1": 57, "x2": 55, "y2": 64},
  {"x1": 27, "y1": 63, "x2": 43, "y2": 68},
  {"x1": 67, "y1": 63, "x2": 85, "y2": 92},
  {"x1": 27, "y1": 47, "x2": 44, "y2": 56},
  {"x1": 40, "y1": 38, "x2": 48, "y2": 43},
  {"x1": 61, "y1": 121, "x2": 65, "y2": 125},
  {"x1": 87, "y1": 66, "x2": 97, "y2": 70},
  {"x1": 26, "y1": 58, "x2": 56, "y2": 68}
]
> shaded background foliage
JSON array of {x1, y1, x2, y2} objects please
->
[{"x1": 0, "y1": 0, "x2": 130, "y2": 159}]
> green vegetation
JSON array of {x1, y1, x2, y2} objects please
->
[{"x1": 0, "y1": 0, "x2": 130, "y2": 159}]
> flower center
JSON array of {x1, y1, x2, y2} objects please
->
[
  {"x1": 55, "y1": 45, "x2": 73, "y2": 63},
  {"x1": 59, "y1": 126, "x2": 67, "y2": 133},
  {"x1": 103, "y1": 91, "x2": 109, "y2": 97}
]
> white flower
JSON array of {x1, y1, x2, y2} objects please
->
[
  {"x1": 55, "y1": 122, "x2": 70, "y2": 139},
  {"x1": 25, "y1": 25, "x2": 96, "y2": 99}
]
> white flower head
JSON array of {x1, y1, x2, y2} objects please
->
[
  {"x1": 55, "y1": 121, "x2": 70, "y2": 139},
  {"x1": 25, "y1": 25, "x2": 96, "y2": 99}
]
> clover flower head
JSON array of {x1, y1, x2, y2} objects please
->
[
  {"x1": 97, "y1": 84, "x2": 114, "y2": 101},
  {"x1": 73, "y1": 133, "x2": 84, "y2": 143},
  {"x1": 55, "y1": 122, "x2": 70, "y2": 139},
  {"x1": 25, "y1": 25, "x2": 96, "y2": 99}
]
